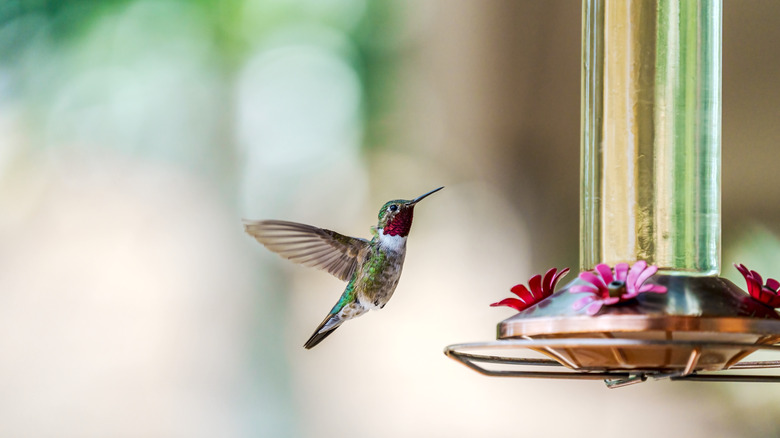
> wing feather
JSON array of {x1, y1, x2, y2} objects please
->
[{"x1": 243, "y1": 219, "x2": 368, "y2": 281}]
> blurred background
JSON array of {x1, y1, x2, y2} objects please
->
[{"x1": 1, "y1": 0, "x2": 779, "y2": 436}]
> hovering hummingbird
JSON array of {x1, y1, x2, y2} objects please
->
[{"x1": 243, "y1": 186, "x2": 443, "y2": 349}]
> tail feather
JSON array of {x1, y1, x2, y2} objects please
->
[
  {"x1": 303, "y1": 326, "x2": 339, "y2": 349},
  {"x1": 304, "y1": 313, "x2": 343, "y2": 349}
]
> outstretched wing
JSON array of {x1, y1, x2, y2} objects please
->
[{"x1": 243, "y1": 219, "x2": 368, "y2": 281}]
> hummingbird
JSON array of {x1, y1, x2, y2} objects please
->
[{"x1": 243, "y1": 186, "x2": 443, "y2": 349}]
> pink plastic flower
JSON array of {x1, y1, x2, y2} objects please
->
[
  {"x1": 491, "y1": 268, "x2": 570, "y2": 312},
  {"x1": 569, "y1": 261, "x2": 667, "y2": 315},
  {"x1": 734, "y1": 263, "x2": 780, "y2": 308}
]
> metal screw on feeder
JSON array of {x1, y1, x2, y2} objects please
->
[{"x1": 445, "y1": 0, "x2": 780, "y2": 387}]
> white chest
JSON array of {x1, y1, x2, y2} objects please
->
[{"x1": 378, "y1": 231, "x2": 407, "y2": 252}]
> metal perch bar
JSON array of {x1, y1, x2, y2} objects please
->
[{"x1": 445, "y1": 340, "x2": 780, "y2": 387}]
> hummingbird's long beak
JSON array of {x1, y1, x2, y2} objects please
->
[{"x1": 406, "y1": 186, "x2": 444, "y2": 206}]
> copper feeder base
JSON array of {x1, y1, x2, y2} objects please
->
[{"x1": 445, "y1": 275, "x2": 780, "y2": 387}]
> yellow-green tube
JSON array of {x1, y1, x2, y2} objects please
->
[{"x1": 580, "y1": 0, "x2": 721, "y2": 275}]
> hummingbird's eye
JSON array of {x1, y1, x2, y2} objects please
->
[{"x1": 389, "y1": 204, "x2": 398, "y2": 212}]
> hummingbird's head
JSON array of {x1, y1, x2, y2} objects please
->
[{"x1": 377, "y1": 187, "x2": 443, "y2": 237}]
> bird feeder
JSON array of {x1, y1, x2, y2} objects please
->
[{"x1": 445, "y1": 0, "x2": 780, "y2": 387}]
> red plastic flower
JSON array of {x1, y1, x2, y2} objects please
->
[
  {"x1": 569, "y1": 261, "x2": 667, "y2": 315},
  {"x1": 734, "y1": 263, "x2": 780, "y2": 308},
  {"x1": 491, "y1": 268, "x2": 570, "y2": 311}
]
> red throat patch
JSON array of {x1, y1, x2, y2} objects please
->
[{"x1": 383, "y1": 208, "x2": 414, "y2": 237}]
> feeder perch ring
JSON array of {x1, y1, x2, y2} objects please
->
[{"x1": 444, "y1": 339, "x2": 780, "y2": 388}]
